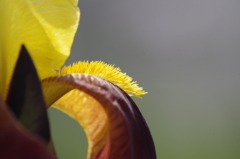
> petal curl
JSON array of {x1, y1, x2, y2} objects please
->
[
  {"x1": 0, "y1": 0, "x2": 80, "y2": 95},
  {"x1": 42, "y1": 74, "x2": 156, "y2": 159}
]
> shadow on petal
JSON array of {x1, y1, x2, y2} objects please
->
[
  {"x1": 6, "y1": 45, "x2": 56, "y2": 158},
  {"x1": 7, "y1": 45, "x2": 50, "y2": 143},
  {"x1": 42, "y1": 73, "x2": 156, "y2": 159}
]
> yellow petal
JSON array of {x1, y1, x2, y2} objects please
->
[
  {"x1": 0, "y1": 0, "x2": 80, "y2": 96},
  {"x1": 43, "y1": 74, "x2": 109, "y2": 158},
  {"x1": 53, "y1": 89, "x2": 109, "y2": 159},
  {"x1": 42, "y1": 73, "x2": 156, "y2": 159}
]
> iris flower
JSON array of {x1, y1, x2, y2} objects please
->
[{"x1": 0, "y1": 0, "x2": 156, "y2": 159}]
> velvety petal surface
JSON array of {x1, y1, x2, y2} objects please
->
[
  {"x1": 0, "y1": 0, "x2": 80, "y2": 96},
  {"x1": 42, "y1": 74, "x2": 156, "y2": 159},
  {"x1": 0, "y1": 96, "x2": 53, "y2": 159}
]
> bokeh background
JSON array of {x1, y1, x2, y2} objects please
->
[{"x1": 48, "y1": 0, "x2": 240, "y2": 158}]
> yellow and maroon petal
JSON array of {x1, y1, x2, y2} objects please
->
[{"x1": 42, "y1": 73, "x2": 156, "y2": 159}]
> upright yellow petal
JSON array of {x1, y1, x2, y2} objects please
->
[{"x1": 0, "y1": 0, "x2": 80, "y2": 96}]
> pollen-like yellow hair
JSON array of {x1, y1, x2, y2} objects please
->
[{"x1": 54, "y1": 61, "x2": 147, "y2": 98}]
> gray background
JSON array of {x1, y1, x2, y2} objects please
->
[{"x1": 48, "y1": 0, "x2": 240, "y2": 158}]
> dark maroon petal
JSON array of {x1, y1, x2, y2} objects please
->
[
  {"x1": 0, "y1": 96, "x2": 53, "y2": 159},
  {"x1": 42, "y1": 73, "x2": 156, "y2": 159}
]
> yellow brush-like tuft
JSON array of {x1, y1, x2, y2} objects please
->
[{"x1": 54, "y1": 61, "x2": 147, "y2": 98}]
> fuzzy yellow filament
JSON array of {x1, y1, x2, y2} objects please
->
[{"x1": 54, "y1": 61, "x2": 147, "y2": 98}]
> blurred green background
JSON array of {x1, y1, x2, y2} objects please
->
[{"x1": 48, "y1": 0, "x2": 240, "y2": 158}]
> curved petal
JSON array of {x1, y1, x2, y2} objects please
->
[
  {"x1": 0, "y1": 0, "x2": 80, "y2": 95},
  {"x1": 42, "y1": 74, "x2": 156, "y2": 159}
]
